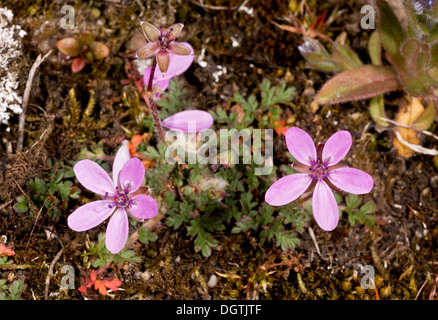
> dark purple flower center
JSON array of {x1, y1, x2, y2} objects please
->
[
  {"x1": 157, "y1": 26, "x2": 175, "y2": 50},
  {"x1": 105, "y1": 187, "x2": 132, "y2": 209},
  {"x1": 309, "y1": 158, "x2": 328, "y2": 181}
]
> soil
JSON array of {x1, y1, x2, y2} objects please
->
[{"x1": 0, "y1": 0, "x2": 437, "y2": 300}]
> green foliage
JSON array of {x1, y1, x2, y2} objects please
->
[
  {"x1": 156, "y1": 78, "x2": 193, "y2": 116},
  {"x1": 232, "y1": 193, "x2": 308, "y2": 251},
  {"x1": 211, "y1": 78, "x2": 296, "y2": 130},
  {"x1": 137, "y1": 227, "x2": 158, "y2": 245},
  {"x1": 13, "y1": 159, "x2": 80, "y2": 222},
  {"x1": 82, "y1": 233, "x2": 141, "y2": 269},
  {"x1": 77, "y1": 140, "x2": 111, "y2": 171},
  {"x1": 0, "y1": 257, "x2": 15, "y2": 270},
  {"x1": 293, "y1": 0, "x2": 438, "y2": 162},
  {"x1": 344, "y1": 194, "x2": 378, "y2": 232},
  {"x1": 132, "y1": 78, "x2": 304, "y2": 257},
  {"x1": 299, "y1": 0, "x2": 437, "y2": 129},
  {"x1": 0, "y1": 278, "x2": 26, "y2": 300}
]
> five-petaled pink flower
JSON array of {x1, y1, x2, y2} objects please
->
[
  {"x1": 68, "y1": 141, "x2": 158, "y2": 254},
  {"x1": 135, "y1": 22, "x2": 192, "y2": 75},
  {"x1": 265, "y1": 127, "x2": 373, "y2": 231}
]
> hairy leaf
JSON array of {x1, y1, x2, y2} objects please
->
[
  {"x1": 376, "y1": 0, "x2": 406, "y2": 69},
  {"x1": 315, "y1": 65, "x2": 400, "y2": 105},
  {"x1": 331, "y1": 43, "x2": 363, "y2": 70}
]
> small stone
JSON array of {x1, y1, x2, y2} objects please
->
[{"x1": 207, "y1": 274, "x2": 218, "y2": 288}]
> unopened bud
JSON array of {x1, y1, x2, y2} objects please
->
[
  {"x1": 298, "y1": 37, "x2": 340, "y2": 72},
  {"x1": 298, "y1": 38, "x2": 319, "y2": 55}
]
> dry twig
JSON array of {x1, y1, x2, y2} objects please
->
[
  {"x1": 17, "y1": 50, "x2": 53, "y2": 152},
  {"x1": 44, "y1": 248, "x2": 64, "y2": 300}
]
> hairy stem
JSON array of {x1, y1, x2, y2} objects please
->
[{"x1": 146, "y1": 58, "x2": 165, "y2": 141}]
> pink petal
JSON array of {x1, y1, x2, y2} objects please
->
[
  {"x1": 265, "y1": 173, "x2": 312, "y2": 206},
  {"x1": 74, "y1": 160, "x2": 115, "y2": 196},
  {"x1": 285, "y1": 127, "x2": 317, "y2": 166},
  {"x1": 67, "y1": 200, "x2": 114, "y2": 232},
  {"x1": 112, "y1": 140, "x2": 130, "y2": 186},
  {"x1": 327, "y1": 167, "x2": 374, "y2": 194},
  {"x1": 105, "y1": 208, "x2": 129, "y2": 254},
  {"x1": 157, "y1": 50, "x2": 170, "y2": 75},
  {"x1": 140, "y1": 21, "x2": 160, "y2": 42},
  {"x1": 118, "y1": 157, "x2": 145, "y2": 193},
  {"x1": 129, "y1": 194, "x2": 158, "y2": 220},
  {"x1": 322, "y1": 131, "x2": 352, "y2": 166},
  {"x1": 136, "y1": 42, "x2": 160, "y2": 59},
  {"x1": 161, "y1": 110, "x2": 214, "y2": 132},
  {"x1": 165, "y1": 43, "x2": 194, "y2": 76},
  {"x1": 164, "y1": 23, "x2": 184, "y2": 41},
  {"x1": 168, "y1": 42, "x2": 192, "y2": 55},
  {"x1": 312, "y1": 181, "x2": 339, "y2": 231}
]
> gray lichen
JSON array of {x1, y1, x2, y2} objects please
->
[{"x1": 0, "y1": 7, "x2": 26, "y2": 131}]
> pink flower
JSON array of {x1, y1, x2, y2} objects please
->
[
  {"x1": 265, "y1": 127, "x2": 373, "y2": 231},
  {"x1": 67, "y1": 141, "x2": 158, "y2": 254},
  {"x1": 135, "y1": 22, "x2": 193, "y2": 75},
  {"x1": 143, "y1": 46, "x2": 194, "y2": 99},
  {"x1": 162, "y1": 110, "x2": 214, "y2": 133}
]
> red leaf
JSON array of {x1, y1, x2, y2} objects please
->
[
  {"x1": 128, "y1": 135, "x2": 143, "y2": 156},
  {"x1": 273, "y1": 119, "x2": 289, "y2": 136},
  {"x1": 102, "y1": 278, "x2": 122, "y2": 292},
  {"x1": 94, "y1": 280, "x2": 108, "y2": 296},
  {"x1": 0, "y1": 243, "x2": 15, "y2": 257},
  {"x1": 78, "y1": 285, "x2": 88, "y2": 295},
  {"x1": 71, "y1": 57, "x2": 87, "y2": 73},
  {"x1": 89, "y1": 270, "x2": 97, "y2": 283}
]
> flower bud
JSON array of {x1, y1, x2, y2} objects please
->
[{"x1": 298, "y1": 37, "x2": 340, "y2": 72}]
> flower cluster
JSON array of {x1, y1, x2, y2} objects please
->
[{"x1": 67, "y1": 20, "x2": 375, "y2": 261}]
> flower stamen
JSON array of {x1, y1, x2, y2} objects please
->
[
  {"x1": 309, "y1": 158, "x2": 328, "y2": 181},
  {"x1": 105, "y1": 187, "x2": 133, "y2": 209},
  {"x1": 157, "y1": 26, "x2": 175, "y2": 50}
]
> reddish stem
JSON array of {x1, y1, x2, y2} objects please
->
[{"x1": 145, "y1": 58, "x2": 165, "y2": 141}]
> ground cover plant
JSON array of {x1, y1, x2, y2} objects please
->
[{"x1": 0, "y1": 0, "x2": 437, "y2": 301}]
